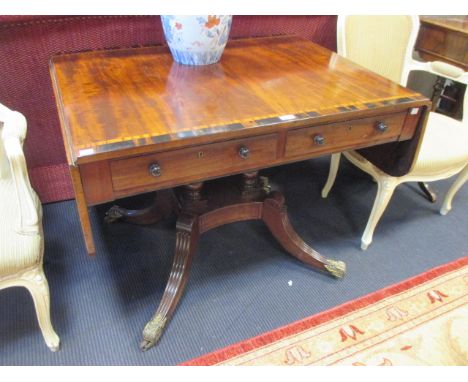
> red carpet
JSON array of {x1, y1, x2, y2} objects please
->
[{"x1": 182, "y1": 257, "x2": 468, "y2": 365}]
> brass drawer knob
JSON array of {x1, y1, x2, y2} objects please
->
[
  {"x1": 314, "y1": 134, "x2": 326, "y2": 145},
  {"x1": 239, "y1": 146, "x2": 250, "y2": 159},
  {"x1": 375, "y1": 121, "x2": 388, "y2": 133},
  {"x1": 149, "y1": 163, "x2": 162, "y2": 177}
]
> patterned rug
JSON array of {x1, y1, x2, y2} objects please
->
[{"x1": 182, "y1": 257, "x2": 468, "y2": 366}]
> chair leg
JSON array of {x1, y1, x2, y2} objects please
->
[
  {"x1": 440, "y1": 165, "x2": 468, "y2": 215},
  {"x1": 418, "y1": 182, "x2": 437, "y2": 203},
  {"x1": 361, "y1": 176, "x2": 398, "y2": 250},
  {"x1": 321, "y1": 153, "x2": 341, "y2": 198},
  {"x1": 23, "y1": 268, "x2": 60, "y2": 351}
]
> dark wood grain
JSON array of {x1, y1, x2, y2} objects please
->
[
  {"x1": 285, "y1": 111, "x2": 406, "y2": 159},
  {"x1": 69, "y1": 165, "x2": 95, "y2": 256},
  {"x1": 110, "y1": 133, "x2": 278, "y2": 192},
  {"x1": 80, "y1": 160, "x2": 113, "y2": 203},
  {"x1": 50, "y1": 36, "x2": 430, "y2": 255},
  {"x1": 141, "y1": 213, "x2": 199, "y2": 351},
  {"x1": 138, "y1": 173, "x2": 345, "y2": 350},
  {"x1": 50, "y1": 36, "x2": 431, "y2": 349},
  {"x1": 50, "y1": 36, "x2": 428, "y2": 165},
  {"x1": 416, "y1": 16, "x2": 468, "y2": 70}
]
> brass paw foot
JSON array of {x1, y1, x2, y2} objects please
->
[
  {"x1": 104, "y1": 205, "x2": 124, "y2": 223},
  {"x1": 324, "y1": 259, "x2": 346, "y2": 278},
  {"x1": 140, "y1": 314, "x2": 167, "y2": 351},
  {"x1": 260, "y1": 176, "x2": 272, "y2": 194}
]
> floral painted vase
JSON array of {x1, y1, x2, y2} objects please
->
[{"x1": 161, "y1": 15, "x2": 233, "y2": 65}]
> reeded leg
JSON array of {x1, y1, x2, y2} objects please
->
[
  {"x1": 321, "y1": 153, "x2": 341, "y2": 198},
  {"x1": 418, "y1": 182, "x2": 437, "y2": 203},
  {"x1": 262, "y1": 192, "x2": 345, "y2": 278},
  {"x1": 361, "y1": 177, "x2": 398, "y2": 250},
  {"x1": 133, "y1": 175, "x2": 347, "y2": 351},
  {"x1": 140, "y1": 214, "x2": 199, "y2": 351},
  {"x1": 440, "y1": 165, "x2": 468, "y2": 215},
  {"x1": 23, "y1": 268, "x2": 60, "y2": 352}
]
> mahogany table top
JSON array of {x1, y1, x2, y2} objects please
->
[{"x1": 50, "y1": 36, "x2": 427, "y2": 165}]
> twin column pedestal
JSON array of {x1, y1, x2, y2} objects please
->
[{"x1": 104, "y1": 171, "x2": 346, "y2": 351}]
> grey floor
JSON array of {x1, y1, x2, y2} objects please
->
[{"x1": 0, "y1": 156, "x2": 467, "y2": 365}]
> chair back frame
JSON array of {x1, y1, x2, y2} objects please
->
[{"x1": 337, "y1": 15, "x2": 421, "y2": 87}]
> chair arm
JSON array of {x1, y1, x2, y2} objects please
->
[
  {"x1": 2, "y1": 114, "x2": 39, "y2": 235},
  {"x1": 408, "y1": 59, "x2": 467, "y2": 84},
  {"x1": 0, "y1": 106, "x2": 27, "y2": 142}
]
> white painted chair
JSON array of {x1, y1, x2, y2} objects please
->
[
  {"x1": 321, "y1": 16, "x2": 468, "y2": 250},
  {"x1": 0, "y1": 103, "x2": 60, "y2": 351}
]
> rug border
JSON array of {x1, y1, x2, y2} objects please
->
[{"x1": 180, "y1": 256, "x2": 468, "y2": 366}]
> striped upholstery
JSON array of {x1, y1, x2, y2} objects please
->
[
  {"x1": 0, "y1": 103, "x2": 59, "y2": 351},
  {"x1": 0, "y1": 104, "x2": 41, "y2": 275},
  {"x1": 341, "y1": 16, "x2": 414, "y2": 84},
  {"x1": 0, "y1": 177, "x2": 42, "y2": 276}
]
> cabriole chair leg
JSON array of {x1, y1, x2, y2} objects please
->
[
  {"x1": 322, "y1": 153, "x2": 341, "y2": 198},
  {"x1": 23, "y1": 268, "x2": 60, "y2": 352},
  {"x1": 361, "y1": 177, "x2": 399, "y2": 250},
  {"x1": 440, "y1": 165, "x2": 468, "y2": 216}
]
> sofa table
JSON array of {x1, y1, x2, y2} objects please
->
[{"x1": 50, "y1": 36, "x2": 430, "y2": 350}]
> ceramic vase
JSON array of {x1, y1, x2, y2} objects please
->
[{"x1": 160, "y1": 15, "x2": 232, "y2": 65}]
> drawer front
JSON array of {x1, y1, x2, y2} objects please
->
[
  {"x1": 110, "y1": 134, "x2": 278, "y2": 192},
  {"x1": 285, "y1": 112, "x2": 407, "y2": 158}
]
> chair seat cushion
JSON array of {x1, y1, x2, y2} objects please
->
[
  {"x1": 413, "y1": 112, "x2": 468, "y2": 176},
  {"x1": 0, "y1": 178, "x2": 41, "y2": 277}
]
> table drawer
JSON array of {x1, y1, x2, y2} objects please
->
[
  {"x1": 285, "y1": 112, "x2": 407, "y2": 158},
  {"x1": 110, "y1": 134, "x2": 278, "y2": 192}
]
